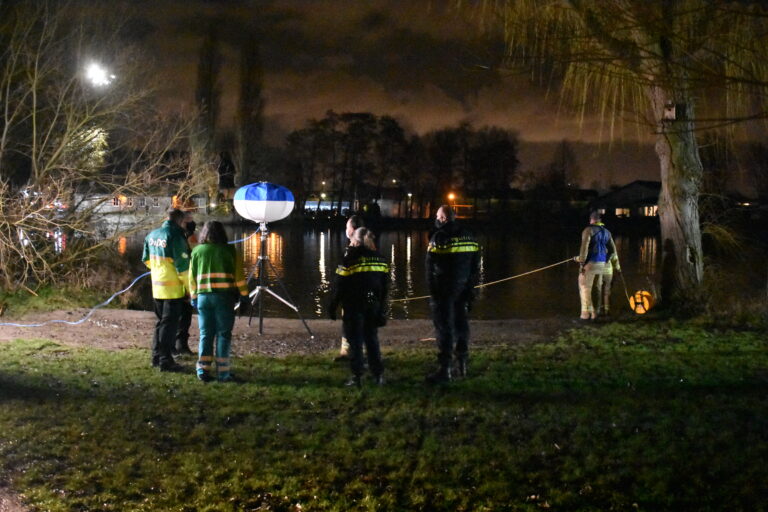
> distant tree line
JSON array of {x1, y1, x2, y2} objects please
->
[{"x1": 277, "y1": 111, "x2": 520, "y2": 218}]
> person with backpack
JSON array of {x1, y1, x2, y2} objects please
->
[{"x1": 575, "y1": 211, "x2": 621, "y2": 320}]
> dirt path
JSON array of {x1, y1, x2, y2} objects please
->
[
  {"x1": 0, "y1": 309, "x2": 577, "y2": 356},
  {"x1": 0, "y1": 487, "x2": 25, "y2": 512}
]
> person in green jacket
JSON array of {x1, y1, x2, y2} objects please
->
[
  {"x1": 188, "y1": 221, "x2": 248, "y2": 382},
  {"x1": 142, "y1": 208, "x2": 190, "y2": 372}
]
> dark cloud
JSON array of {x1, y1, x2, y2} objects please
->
[{"x1": 126, "y1": 0, "x2": 649, "y2": 151}]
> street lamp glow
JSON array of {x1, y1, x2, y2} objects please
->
[
  {"x1": 85, "y1": 62, "x2": 115, "y2": 87},
  {"x1": 320, "y1": 193, "x2": 326, "y2": 199},
  {"x1": 407, "y1": 193, "x2": 412, "y2": 198},
  {"x1": 448, "y1": 193, "x2": 456, "y2": 201}
]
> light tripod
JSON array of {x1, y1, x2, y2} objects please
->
[{"x1": 245, "y1": 222, "x2": 314, "y2": 338}]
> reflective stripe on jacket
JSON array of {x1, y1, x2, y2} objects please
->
[
  {"x1": 427, "y1": 235, "x2": 480, "y2": 255},
  {"x1": 188, "y1": 243, "x2": 248, "y2": 298},
  {"x1": 142, "y1": 220, "x2": 190, "y2": 299},
  {"x1": 330, "y1": 247, "x2": 390, "y2": 315},
  {"x1": 335, "y1": 257, "x2": 389, "y2": 276},
  {"x1": 426, "y1": 222, "x2": 481, "y2": 297}
]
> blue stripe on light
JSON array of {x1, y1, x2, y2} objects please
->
[{"x1": 234, "y1": 183, "x2": 294, "y2": 202}]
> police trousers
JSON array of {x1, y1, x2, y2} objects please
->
[
  {"x1": 342, "y1": 310, "x2": 384, "y2": 377},
  {"x1": 430, "y1": 294, "x2": 470, "y2": 368},
  {"x1": 152, "y1": 298, "x2": 184, "y2": 367}
]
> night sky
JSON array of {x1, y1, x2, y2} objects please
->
[{"x1": 123, "y1": 0, "x2": 660, "y2": 188}]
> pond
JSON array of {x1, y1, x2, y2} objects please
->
[{"x1": 124, "y1": 224, "x2": 660, "y2": 320}]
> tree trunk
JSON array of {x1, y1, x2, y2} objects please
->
[{"x1": 650, "y1": 87, "x2": 704, "y2": 308}]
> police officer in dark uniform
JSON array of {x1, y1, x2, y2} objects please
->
[
  {"x1": 174, "y1": 212, "x2": 198, "y2": 356},
  {"x1": 329, "y1": 227, "x2": 390, "y2": 387},
  {"x1": 426, "y1": 205, "x2": 480, "y2": 383}
]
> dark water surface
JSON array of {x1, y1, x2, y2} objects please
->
[
  {"x1": 216, "y1": 225, "x2": 660, "y2": 320},
  {"x1": 125, "y1": 225, "x2": 659, "y2": 319}
]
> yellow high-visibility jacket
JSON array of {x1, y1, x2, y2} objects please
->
[
  {"x1": 188, "y1": 243, "x2": 248, "y2": 299},
  {"x1": 142, "y1": 220, "x2": 190, "y2": 299}
]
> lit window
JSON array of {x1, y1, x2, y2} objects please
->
[
  {"x1": 615, "y1": 208, "x2": 630, "y2": 217},
  {"x1": 643, "y1": 205, "x2": 658, "y2": 216}
]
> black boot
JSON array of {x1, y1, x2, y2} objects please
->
[
  {"x1": 174, "y1": 341, "x2": 194, "y2": 356},
  {"x1": 345, "y1": 375, "x2": 362, "y2": 388},
  {"x1": 426, "y1": 366, "x2": 452, "y2": 384},
  {"x1": 456, "y1": 358, "x2": 468, "y2": 378}
]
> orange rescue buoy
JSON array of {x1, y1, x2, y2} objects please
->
[{"x1": 629, "y1": 290, "x2": 655, "y2": 314}]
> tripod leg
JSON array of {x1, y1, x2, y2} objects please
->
[
  {"x1": 247, "y1": 288, "x2": 262, "y2": 327},
  {"x1": 265, "y1": 258, "x2": 314, "y2": 338},
  {"x1": 258, "y1": 257, "x2": 265, "y2": 335}
]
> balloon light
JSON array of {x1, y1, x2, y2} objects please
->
[
  {"x1": 629, "y1": 290, "x2": 655, "y2": 315},
  {"x1": 234, "y1": 182, "x2": 294, "y2": 224}
]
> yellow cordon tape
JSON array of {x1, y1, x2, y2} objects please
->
[{"x1": 390, "y1": 257, "x2": 576, "y2": 304}]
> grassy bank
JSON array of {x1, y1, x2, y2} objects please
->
[{"x1": 1, "y1": 322, "x2": 767, "y2": 511}]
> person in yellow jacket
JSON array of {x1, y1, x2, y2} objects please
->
[
  {"x1": 188, "y1": 221, "x2": 249, "y2": 382},
  {"x1": 142, "y1": 208, "x2": 190, "y2": 372}
]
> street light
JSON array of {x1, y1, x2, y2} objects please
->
[{"x1": 85, "y1": 61, "x2": 115, "y2": 88}]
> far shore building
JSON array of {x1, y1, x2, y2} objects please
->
[{"x1": 590, "y1": 180, "x2": 661, "y2": 220}]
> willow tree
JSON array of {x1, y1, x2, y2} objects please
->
[{"x1": 467, "y1": 1, "x2": 768, "y2": 306}]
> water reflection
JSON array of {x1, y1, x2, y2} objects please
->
[
  {"x1": 241, "y1": 229, "x2": 285, "y2": 278},
  {"x1": 389, "y1": 243, "x2": 397, "y2": 300},
  {"x1": 315, "y1": 230, "x2": 330, "y2": 316},
  {"x1": 404, "y1": 235, "x2": 414, "y2": 317},
  {"x1": 319, "y1": 231, "x2": 327, "y2": 288},
  {"x1": 640, "y1": 236, "x2": 658, "y2": 275},
  {"x1": 123, "y1": 225, "x2": 662, "y2": 319}
]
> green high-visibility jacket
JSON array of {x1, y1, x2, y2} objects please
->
[
  {"x1": 142, "y1": 220, "x2": 190, "y2": 299},
  {"x1": 188, "y1": 243, "x2": 248, "y2": 299}
]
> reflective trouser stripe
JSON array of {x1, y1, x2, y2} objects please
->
[{"x1": 197, "y1": 355, "x2": 213, "y2": 373}]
